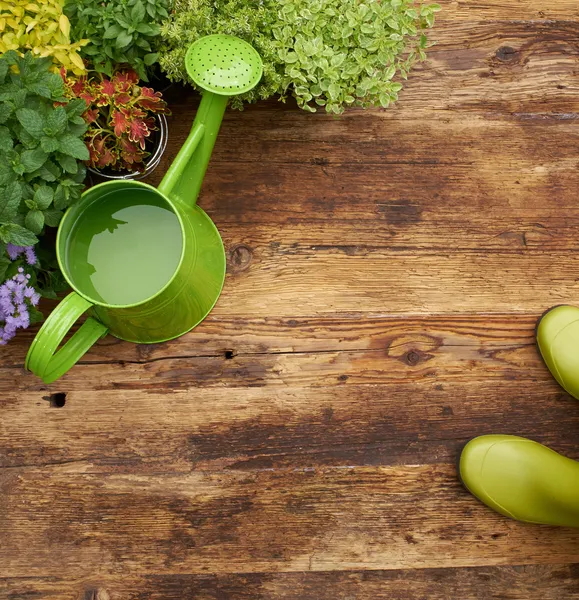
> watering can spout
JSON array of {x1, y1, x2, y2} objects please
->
[
  {"x1": 158, "y1": 93, "x2": 228, "y2": 208},
  {"x1": 158, "y1": 35, "x2": 264, "y2": 210}
]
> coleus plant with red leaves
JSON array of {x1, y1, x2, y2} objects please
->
[{"x1": 61, "y1": 68, "x2": 170, "y2": 172}]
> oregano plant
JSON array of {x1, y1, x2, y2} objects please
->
[
  {"x1": 272, "y1": 0, "x2": 440, "y2": 113},
  {"x1": 159, "y1": 0, "x2": 440, "y2": 113}
]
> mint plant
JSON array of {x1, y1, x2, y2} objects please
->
[
  {"x1": 65, "y1": 0, "x2": 170, "y2": 81},
  {"x1": 159, "y1": 0, "x2": 440, "y2": 113},
  {"x1": 0, "y1": 51, "x2": 88, "y2": 304}
]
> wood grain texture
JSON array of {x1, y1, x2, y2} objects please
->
[
  {"x1": 2, "y1": 465, "x2": 579, "y2": 579},
  {"x1": 3, "y1": 0, "x2": 579, "y2": 598},
  {"x1": 4, "y1": 565, "x2": 579, "y2": 600}
]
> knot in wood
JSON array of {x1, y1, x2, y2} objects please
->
[
  {"x1": 495, "y1": 46, "x2": 517, "y2": 62},
  {"x1": 405, "y1": 350, "x2": 421, "y2": 366},
  {"x1": 228, "y1": 244, "x2": 253, "y2": 273}
]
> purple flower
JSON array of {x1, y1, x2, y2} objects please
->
[
  {"x1": 0, "y1": 268, "x2": 40, "y2": 345},
  {"x1": 6, "y1": 244, "x2": 37, "y2": 265}
]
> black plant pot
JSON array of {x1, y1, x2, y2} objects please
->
[{"x1": 87, "y1": 113, "x2": 168, "y2": 182}]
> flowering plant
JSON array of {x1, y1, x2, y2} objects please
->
[
  {"x1": 62, "y1": 69, "x2": 170, "y2": 172},
  {"x1": 0, "y1": 266, "x2": 41, "y2": 345}
]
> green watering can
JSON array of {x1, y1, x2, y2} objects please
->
[{"x1": 25, "y1": 35, "x2": 263, "y2": 383}]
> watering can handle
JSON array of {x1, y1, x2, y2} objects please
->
[{"x1": 25, "y1": 292, "x2": 108, "y2": 384}]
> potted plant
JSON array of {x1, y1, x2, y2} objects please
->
[
  {"x1": 158, "y1": 0, "x2": 440, "y2": 113},
  {"x1": 61, "y1": 69, "x2": 170, "y2": 180}
]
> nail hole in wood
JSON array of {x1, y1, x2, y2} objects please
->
[
  {"x1": 224, "y1": 350, "x2": 235, "y2": 360},
  {"x1": 45, "y1": 392, "x2": 66, "y2": 408}
]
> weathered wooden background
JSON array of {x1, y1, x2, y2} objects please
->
[{"x1": 3, "y1": 1, "x2": 579, "y2": 598}]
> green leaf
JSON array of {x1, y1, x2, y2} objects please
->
[
  {"x1": 28, "y1": 305, "x2": 44, "y2": 325},
  {"x1": 58, "y1": 135, "x2": 90, "y2": 161},
  {"x1": 33, "y1": 159, "x2": 61, "y2": 183},
  {"x1": 0, "y1": 223, "x2": 38, "y2": 246},
  {"x1": 16, "y1": 108, "x2": 46, "y2": 138},
  {"x1": 130, "y1": 1, "x2": 146, "y2": 23},
  {"x1": 43, "y1": 209, "x2": 63, "y2": 228},
  {"x1": 25, "y1": 210, "x2": 44, "y2": 235},
  {"x1": 53, "y1": 184, "x2": 68, "y2": 210},
  {"x1": 0, "y1": 157, "x2": 13, "y2": 186},
  {"x1": 64, "y1": 99, "x2": 87, "y2": 118},
  {"x1": 34, "y1": 186, "x2": 54, "y2": 210},
  {"x1": 12, "y1": 89, "x2": 27, "y2": 110},
  {"x1": 40, "y1": 137, "x2": 60, "y2": 153},
  {"x1": 0, "y1": 256, "x2": 10, "y2": 283},
  {"x1": 116, "y1": 31, "x2": 133, "y2": 48},
  {"x1": 104, "y1": 24, "x2": 124, "y2": 39},
  {"x1": 0, "y1": 103, "x2": 13, "y2": 125},
  {"x1": 27, "y1": 83, "x2": 52, "y2": 99},
  {"x1": 21, "y1": 148, "x2": 48, "y2": 173},
  {"x1": 143, "y1": 53, "x2": 158, "y2": 66},
  {"x1": 136, "y1": 23, "x2": 154, "y2": 36},
  {"x1": 45, "y1": 73, "x2": 65, "y2": 98},
  {"x1": 0, "y1": 126, "x2": 13, "y2": 152},
  {"x1": 57, "y1": 153, "x2": 79, "y2": 174},
  {"x1": 46, "y1": 107, "x2": 68, "y2": 137},
  {"x1": 0, "y1": 60, "x2": 8, "y2": 85},
  {"x1": 0, "y1": 181, "x2": 22, "y2": 223}
]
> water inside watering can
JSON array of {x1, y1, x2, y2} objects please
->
[{"x1": 66, "y1": 188, "x2": 183, "y2": 306}]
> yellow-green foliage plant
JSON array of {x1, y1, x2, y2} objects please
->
[{"x1": 0, "y1": 0, "x2": 87, "y2": 75}]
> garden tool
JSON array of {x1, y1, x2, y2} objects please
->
[
  {"x1": 25, "y1": 35, "x2": 263, "y2": 383},
  {"x1": 459, "y1": 435, "x2": 579, "y2": 527}
]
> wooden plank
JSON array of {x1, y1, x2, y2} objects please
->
[
  {"x1": 1, "y1": 316, "x2": 577, "y2": 472},
  {"x1": 0, "y1": 313, "x2": 554, "y2": 390},
  {"x1": 3, "y1": 564, "x2": 579, "y2": 600},
  {"x1": 2, "y1": 466, "x2": 579, "y2": 579},
  {"x1": 5, "y1": 245, "x2": 578, "y2": 321},
  {"x1": 1, "y1": 380, "x2": 577, "y2": 472},
  {"x1": 436, "y1": 0, "x2": 578, "y2": 21},
  {"x1": 1, "y1": 314, "x2": 539, "y2": 364}
]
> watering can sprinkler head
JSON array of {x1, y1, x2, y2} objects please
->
[{"x1": 185, "y1": 34, "x2": 264, "y2": 96}]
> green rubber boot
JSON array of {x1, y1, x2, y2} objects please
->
[
  {"x1": 459, "y1": 435, "x2": 579, "y2": 527},
  {"x1": 536, "y1": 305, "x2": 579, "y2": 400}
]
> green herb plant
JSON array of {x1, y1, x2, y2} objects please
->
[
  {"x1": 65, "y1": 0, "x2": 170, "y2": 81},
  {"x1": 159, "y1": 0, "x2": 440, "y2": 113},
  {"x1": 0, "y1": 0, "x2": 88, "y2": 75},
  {"x1": 0, "y1": 51, "x2": 89, "y2": 298}
]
